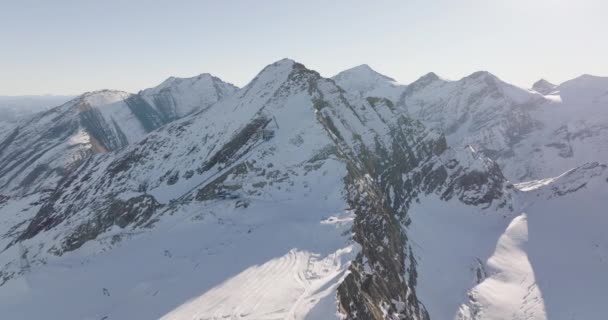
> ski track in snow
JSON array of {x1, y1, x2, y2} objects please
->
[{"x1": 162, "y1": 247, "x2": 354, "y2": 320}]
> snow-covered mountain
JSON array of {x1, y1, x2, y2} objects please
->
[
  {"x1": 332, "y1": 64, "x2": 406, "y2": 103},
  {"x1": 139, "y1": 73, "x2": 238, "y2": 121},
  {"x1": 0, "y1": 76, "x2": 237, "y2": 198},
  {"x1": 397, "y1": 71, "x2": 608, "y2": 182},
  {"x1": 0, "y1": 60, "x2": 606, "y2": 320}
]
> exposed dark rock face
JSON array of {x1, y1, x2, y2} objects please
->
[
  {"x1": 79, "y1": 107, "x2": 130, "y2": 151},
  {"x1": 16, "y1": 156, "x2": 98, "y2": 243},
  {"x1": 338, "y1": 163, "x2": 430, "y2": 320},
  {"x1": 305, "y1": 88, "x2": 433, "y2": 318},
  {"x1": 0, "y1": 128, "x2": 19, "y2": 157},
  {"x1": 199, "y1": 117, "x2": 271, "y2": 172},
  {"x1": 150, "y1": 90, "x2": 179, "y2": 121},
  {"x1": 0, "y1": 195, "x2": 8, "y2": 205},
  {"x1": 16, "y1": 157, "x2": 161, "y2": 255},
  {"x1": 322, "y1": 103, "x2": 509, "y2": 318},
  {"x1": 124, "y1": 95, "x2": 168, "y2": 132}
]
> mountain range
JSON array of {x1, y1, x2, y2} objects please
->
[{"x1": 0, "y1": 59, "x2": 606, "y2": 320}]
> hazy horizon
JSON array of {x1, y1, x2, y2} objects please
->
[{"x1": 2, "y1": 0, "x2": 607, "y2": 95}]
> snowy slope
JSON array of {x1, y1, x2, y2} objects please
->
[{"x1": 332, "y1": 64, "x2": 406, "y2": 102}]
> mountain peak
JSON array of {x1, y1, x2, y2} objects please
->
[
  {"x1": 556, "y1": 74, "x2": 608, "y2": 104},
  {"x1": 532, "y1": 79, "x2": 557, "y2": 95},
  {"x1": 464, "y1": 70, "x2": 498, "y2": 81},
  {"x1": 254, "y1": 58, "x2": 298, "y2": 77},
  {"x1": 331, "y1": 64, "x2": 404, "y2": 101},
  {"x1": 79, "y1": 89, "x2": 132, "y2": 107},
  {"x1": 418, "y1": 72, "x2": 440, "y2": 83},
  {"x1": 559, "y1": 74, "x2": 608, "y2": 90},
  {"x1": 81, "y1": 89, "x2": 130, "y2": 96},
  {"x1": 404, "y1": 72, "x2": 443, "y2": 93},
  {"x1": 154, "y1": 73, "x2": 235, "y2": 92},
  {"x1": 332, "y1": 64, "x2": 396, "y2": 82},
  {"x1": 345, "y1": 64, "x2": 377, "y2": 74},
  {"x1": 264, "y1": 58, "x2": 297, "y2": 72}
]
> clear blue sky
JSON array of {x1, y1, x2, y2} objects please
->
[{"x1": 1, "y1": 0, "x2": 606, "y2": 95}]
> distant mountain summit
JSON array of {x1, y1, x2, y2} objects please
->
[
  {"x1": 139, "y1": 73, "x2": 238, "y2": 120},
  {"x1": 331, "y1": 64, "x2": 406, "y2": 102},
  {"x1": 557, "y1": 74, "x2": 608, "y2": 104},
  {"x1": 532, "y1": 78, "x2": 557, "y2": 95}
]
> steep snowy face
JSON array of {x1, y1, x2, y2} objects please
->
[
  {"x1": 139, "y1": 73, "x2": 238, "y2": 120},
  {"x1": 332, "y1": 64, "x2": 406, "y2": 102}
]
